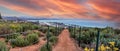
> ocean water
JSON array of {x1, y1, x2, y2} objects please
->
[{"x1": 28, "y1": 19, "x2": 115, "y2": 28}]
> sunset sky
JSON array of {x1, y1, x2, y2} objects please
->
[{"x1": 0, "y1": 0, "x2": 120, "y2": 28}]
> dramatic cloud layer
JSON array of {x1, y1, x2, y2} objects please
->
[
  {"x1": 0, "y1": 0, "x2": 120, "y2": 27},
  {"x1": 88, "y1": 0, "x2": 120, "y2": 28}
]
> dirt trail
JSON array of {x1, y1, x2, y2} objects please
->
[
  {"x1": 53, "y1": 29, "x2": 79, "y2": 51},
  {"x1": 10, "y1": 37, "x2": 46, "y2": 51}
]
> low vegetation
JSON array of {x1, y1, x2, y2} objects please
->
[
  {"x1": 68, "y1": 26, "x2": 120, "y2": 50},
  {"x1": 0, "y1": 22, "x2": 40, "y2": 34},
  {"x1": 0, "y1": 21, "x2": 63, "y2": 51},
  {"x1": 49, "y1": 36, "x2": 58, "y2": 45},
  {"x1": 0, "y1": 41, "x2": 9, "y2": 51},
  {"x1": 1, "y1": 21, "x2": 119, "y2": 51},
  {"x1": 9, "y1": 33, "x2": 39, "y2": 47},
  {"x1": 40, "y1": 26, "x2": 63, "y2": 51},
  {"x1": 10, "y1": 35, "x2": 29, "y2": 47},
  {"x1": 26, "y1": 33, "x2": 39, "y2": 44},
  {"x1": 40, "y1": 43, "x2": 52, "y2": 51}
]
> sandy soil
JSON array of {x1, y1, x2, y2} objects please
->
[
  {"x1": 0, "y1": 38, "x2": 5, "y2": 42},
  {"x1": 53, "y1": 29, "x2": 80, "y2": 51}
]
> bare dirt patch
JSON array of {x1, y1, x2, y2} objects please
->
[
  {"x1": 0, "y1": 38, "x2": 5, "y2": 42},
  {"x1": 53, "y1": 29, "x2": 81, "y2": 51}
]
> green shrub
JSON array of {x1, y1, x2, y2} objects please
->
[
  {"x1": 49, "y1": 36, "x2": 58, "y2": 45},
  {"x1": 26, "y1": 34, "x2": 39, "y2": 44},
  {"x1": 77, "y1": 33, "x2": 93, "y2": 44},
  {"x1": 103, "y1": 34, "x2": 113, "y2": 38},
  {"x1": 0, "y1": 41, "x2": 9, "y2": 51},
  {"x1": 47, "y1": 32, "x2": 54, "y2": 37},
  {"x1": 39, "y1": 27, "x2": 48, "y2": 33},
  {"x1": 116, "y1": 41, "x2": 120, "y2": 48},
  {"x1": 15, "y1": 36, "x2": 29, "y2": 47},
  {"x1": 9, "y1": 39, "x2": 16, "y2": 48},
  {"x1": 49, "y1": 27, "x2": 55, "y2": 34},
  {"x1": 10, "y1": 33, "x2": 39, "y2": 47},
  {"x1": 31, "y1": 25, "x2": 39, "y2": 30},
  {"x1": 40, "y1": 43, "x2": 52, "y2": 51},
  {"x1": 100, "y1": 38, "x2": 120, "y2": 47},
  {"x1": 26, "y1": 30, "x2": 40, "y2": 36},
  {"x1": 80, "y1": 43, "x2": 86, "y2": 48},
  {"x1": 116, "y1": 34, "x2": 120, "y2": 39},
  {"x1": 34, "y1": 31, "x2": 41, "y2": 36},
  {"x1": 5, "y1": 33, "x2": 20, "y2": 42},
  {"x1": 114, "y1": 29, "x2": 120, "y2": 34},
  {"x1": 70, "y1": 32, "x2": 75, "y2": 38},
  {"x1": 10, "y1": 36, "x2": 29, "y2": 47}
]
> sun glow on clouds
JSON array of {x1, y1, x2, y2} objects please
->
[
  {"x1": 0, "y1": 0, "x2": 90, "y2": 19},
  {"x1": 0, "y1": 0, "x2": 120, "y2": 27}
]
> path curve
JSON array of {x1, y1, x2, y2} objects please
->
[{"x1": 53, "y1": 29, "x2": 79, "y2": 51}]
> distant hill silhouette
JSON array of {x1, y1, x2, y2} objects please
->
[{"x1": 2, "y1": 16, "x2": 61, "y2": 21}]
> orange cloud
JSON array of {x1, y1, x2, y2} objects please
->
[
  {"x1": 0, "y1": 0, "x2": 53, "y2": 16},
  {"x1": 87, "y1": 0, "x2": 120, "y2": 28},
  {"x1": 88, "y1": 0, "x2": 120, "y2": 21},
  {"x1": 0, "y1": 0, "x2": 120, "y2": 24},
  {"x1": 89, "y1": 3, "x2": 120, "y2": 15},
  {"x1": 0, "y1": 0, "x2": 93, "y2": 19}
]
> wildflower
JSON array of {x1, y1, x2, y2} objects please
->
[
  {"x1": 109, "y1": 42, "x2": 115, "y2": 46},
  {"x1": 90, "y1": 48, "x2": 94, "y2": 51},
  {"x1": 114, "y1": 47, "x2": 119, "y2": 51},
  {"x1": 84, "y1": 47, "x2": 89, "y2": 51},
  {"x1": 99, "y1": 44, "x2": 106, "y2": 51},
  {"x1": 106, "y1": 46, "x2": 110, "y2": 49}
]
